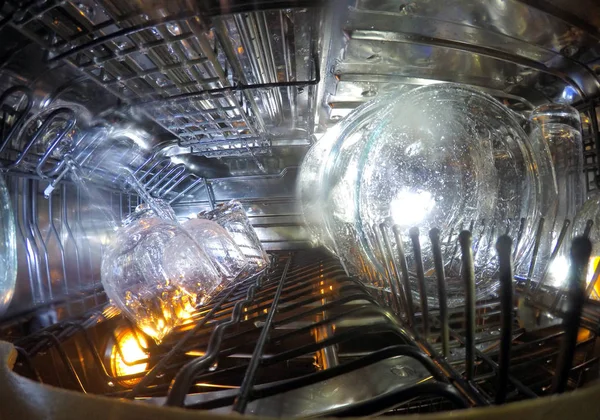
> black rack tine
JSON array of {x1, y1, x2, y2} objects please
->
[
  {"x1": 459, "y1": 230, "x2": 476, "y2": 381},
  {"x1": 233, "y1": 255, "x2": 293, "y2": 413},
  {"x1": 495, "y1": 235, "x2": 513, "y2": 404},
  {"x1": 167, "y1": 266, "x2": 281, "y2": 406},
  {"x1": 374, "y1": 225, "x2": 401, "y2": 315},
  {"x1": 392, "y1": 225, "x2": 415, "y2": 326},
  {"x1": 126, "y1": 275, "x2": 249, "y2": 398},
  {"x1": 552, "y1": 237, "x2": 591, "y2": 394},
  {"x1": 409, "y1": 227, "x2": 429, "y2": 338},
  {"x1": 525, "y1": 217, "x2": 545, "y2": 291},
  {"x1": 380, "y1": 223, "x2": 409, "y2": 319},
  {"x1": 429, "y1": 228, "x2": 449, "y2": 357}
]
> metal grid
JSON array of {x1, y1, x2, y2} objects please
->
[
  {"x1": 0, "y1": 1, "x2": 319, "y2": 153},
  {"x1": 0, "y1": 82, "x2": 207, "y2": 204},
  {"x1": 579, "y1": 101, "x2": 600, "y2": 193},
  {"x1": 2, "y1": 173, "x2": 138, "y2": 322},
  {"x1": 3, "y1": 229, "x2": 599, "y2": 416}
]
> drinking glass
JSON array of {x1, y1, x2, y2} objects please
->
[
  {"x1": 200, "y1": 200, "x2": 270, "y2": 273},
  {"x1": 101, "y1": 205, "x2": 222, "y2": 342},
  {"x1": 525, "y1": 104, "x2": 583, "y2": 287},
  {"x1": 182, "y1": 218, "x2": 249, "y2": 281}
]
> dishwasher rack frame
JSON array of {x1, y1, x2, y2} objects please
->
[{"x1": 3, "y1": 225, "x2": 599, "y2": 416}]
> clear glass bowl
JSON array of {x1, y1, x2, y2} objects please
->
[
  {"x1": 0, "y1": 175, "x2": 16, "y2": 315},
  {"x1": 182, "y1": 218, "x2": 249, "y2": 281},
  {"x1": 101, "y1": 208, "x2": 222, "y2": 342},
  {"x1": 356, "y1": 85, "x2": 552, "y2": 306},
  {"x1": 200, "y1": 201, "x2": 269, "y2": 273},
  {"x1": 300, "y1": 84, "x2": 555, "y2": 307}
]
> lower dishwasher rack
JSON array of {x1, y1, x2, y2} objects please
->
[{"x1": 2, "y1": 238, "x2": 600, "y2": 418}]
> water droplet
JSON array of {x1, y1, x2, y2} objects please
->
[
  {"x1": 166, "y1": 22, "x2": 181, "y2": 36},
  {"x1": 76, "y1": 3, "x2": 95, "y2": 19},
  {"x1": 361, "y1": 89, "x2": 377, "y2": 97}
]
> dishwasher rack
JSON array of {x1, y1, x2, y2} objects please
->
[
  {"x1": 0, "y1": 0, "x2": 320, "y2": 155},
  {"x1": 2, "y1": 225, "x2": 599, "y2": 416}
]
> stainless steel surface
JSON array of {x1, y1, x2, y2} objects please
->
[
  {"x1": 0, "y1": 1, "x2": 599, "y2": 417},
  {"x1": 146, "y1": 355, "x2": 432, "y2": 417}
]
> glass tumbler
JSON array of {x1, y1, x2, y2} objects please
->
[
  {"x1": 200, "y1": 200, "x2": 270, "y2": 273},
  {"x1": 526, "y1": 104, "x2": 583, "y2": 287},
  {"x1": 182, "y1": 218, "x2": 249, "y2": 281},
  {"x1": 101, "y1": 206, "x2": 222, "y2": 342},
  {"x1": 0, "y1": 175, "x2": 16, "y2": 316}
]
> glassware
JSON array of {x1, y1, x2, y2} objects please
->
[
  {"x1": 101, "y1": 205, "x2": 222, "y2": 342},
  {"x1": 297, "y1": 88, "x2": 412, "y2": 268},
  {"x1": 182, "y1": 218, "x2": 249, "y2": 281},
  {"x1": 526, "y1": 104, "x2": 583, "y2": 287},
  {"x1": 300, "y1": 84, "x2": 555, "y2": 307},
  {"x1": 0, "y1": 175, "x2": 16, "y2": 316},
  {"x1": 200, "y1": 200, "x2": 270, "y2": 273}
]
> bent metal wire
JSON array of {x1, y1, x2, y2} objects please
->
[{"x1": 3, "y1": 225, "x2": 598, "y2": 416}]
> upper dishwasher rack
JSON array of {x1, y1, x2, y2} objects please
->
[{"x1": 0, "y1": 0, "x2": 320, "y2": 156}]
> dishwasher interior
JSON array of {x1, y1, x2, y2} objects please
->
[{"x1": 1, "y1": 0, "x2": 600, "y2": 417}]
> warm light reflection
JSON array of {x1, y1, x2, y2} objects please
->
[
  {"x1": 196, "y1": 383, "x2": 239, "y2": 389},
  {"x1": 137, "y1": 293, "x2": 197, "y2": 340},
  {"x1": 587, "y1": 256, "x2": 600, "y2": 300},
  {"x1": 111, "y1": 330, "x2": 148, "y2": 384},
  {"x1": 186, "y1": 350, "x2": 206, "y2": 357}
]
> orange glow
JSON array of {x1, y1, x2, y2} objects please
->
[
  {"x1": 588, "y1": 257, "x2": 600, "y2": 297},
  {"x1": 111, "y1": 330, "x2": 148, "y2": 385},
  {"x1": 237, "y1": 46, "x2": 244, "y2": 54},
  {"x1": 186, "y1": 350, "x2": 206, "y2": 357},
  {"x1": 577, "y1": 328, "x2": 591, "y2": 342},
  {"x1": 196, "y1": 383, "x2": 239, "y2": 389}
]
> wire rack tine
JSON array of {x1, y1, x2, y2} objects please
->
[
  {"x1": 429, "y1": 228, "x2": 449, "y2": 358},
  {"x1": 495, "y1": 235, "x2": 513, "y2": 404},
  {"x1": 552, "y1": 237, "x2": 591, "y2": 393},
  {"x1": 409, "y1": 227, "x2": 429, "y2": 338},
  {"x1": 392, "y1": 225, "x2": 415, "y2": 326},
  {"x1": 380, "y1": 223, "x2": 409, "y2": 321},
  {"x1": 459, "y1": 230, "x2": 476, "y2": 381},
  {"x1": 374, "y1": 225, "x2": 401, "y2": 315},
  {"x1": 233, "y1": 255, "x2": 293, "y2": 414}
]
